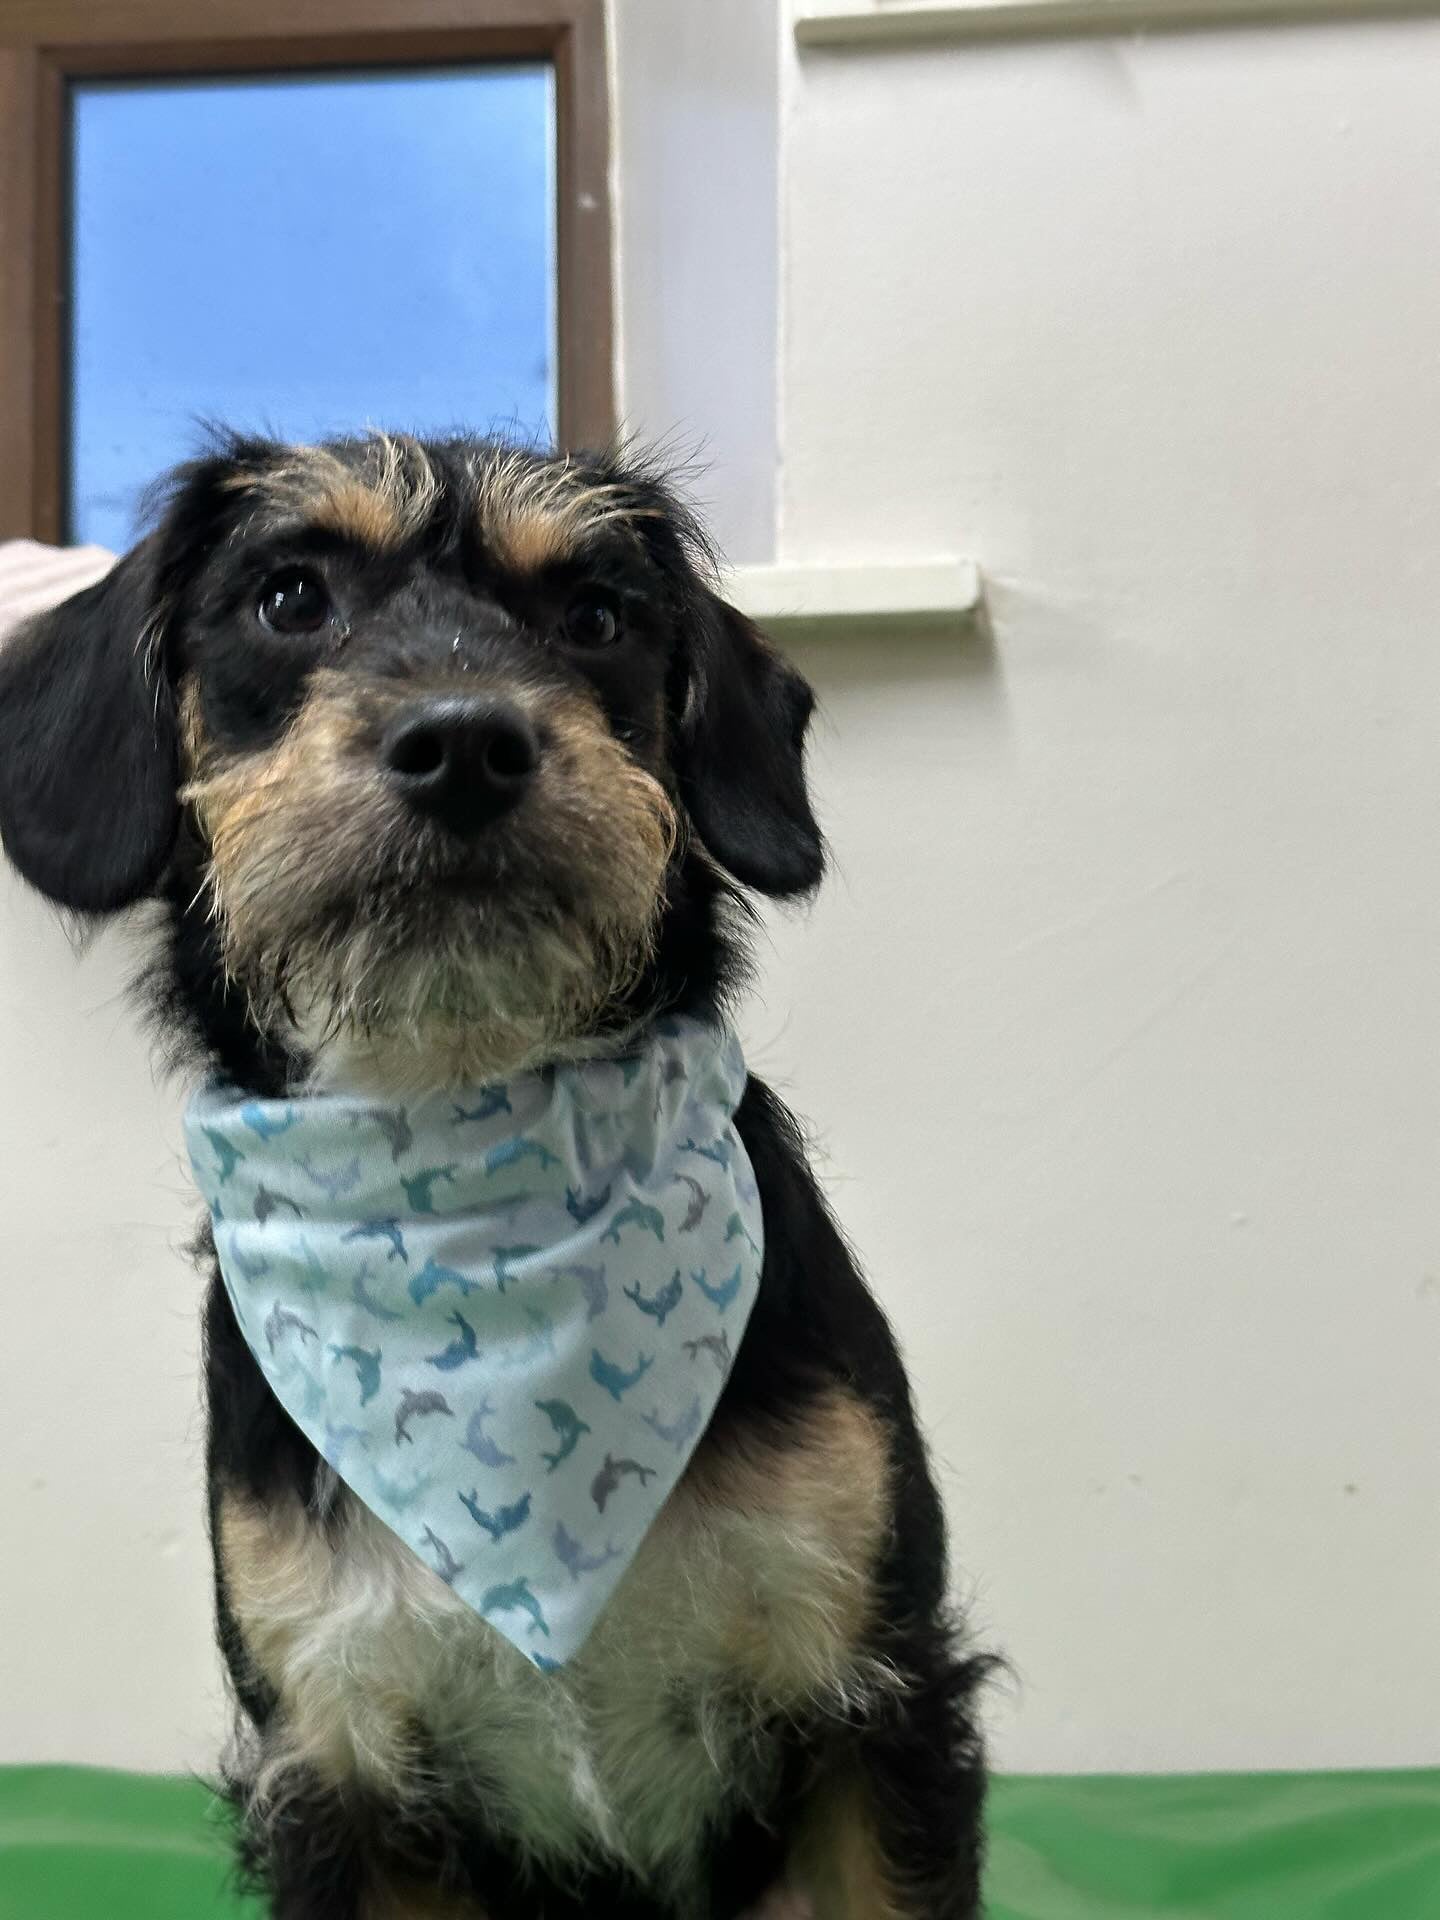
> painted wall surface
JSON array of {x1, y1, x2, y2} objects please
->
[
  {"x1": 767, "y1": 11, "x2": 1440, "y2": 1771},
  {"x1": 3, "y1": 5, "x2": 1438, "y2": 1780},
  {"x1": 0, "y1": 764, "x2": 218, "y2": 1764},
  {"x1": 610, "y1": 0, "x2": 779, "y2": 563}
]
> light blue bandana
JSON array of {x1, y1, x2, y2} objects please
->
[{"x1": 183, "y1": 1017, "x2": 762, "y2": 1667}]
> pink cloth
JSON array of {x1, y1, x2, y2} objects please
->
[{"x1": 0, "y1": 539, "x2": 116, "y2": 645}]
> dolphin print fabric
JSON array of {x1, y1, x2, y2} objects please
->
[{"x1": 183, "y1": 1017, "x2": 763, "y2": 1666}]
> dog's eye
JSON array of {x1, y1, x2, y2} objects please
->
[
  {"x1": 563, "y1": 590, "x2": 621, "y2": 649},
  {"x1": 257, "y1": 571, "x2": 331, "y2": 635}
]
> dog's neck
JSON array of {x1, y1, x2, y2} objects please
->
[{"x1": 296, "y1": 1018, "x2": 651, "y2": 1103}]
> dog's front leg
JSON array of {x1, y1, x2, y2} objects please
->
[
  {"x1": 740, "y1": 1889, "x2": 815, "y2": 1920},
  {"x1": 787, "y1": 1765, "x2": 908, "y2": 1920},
  {"x1": 363, "y1": 1885, "x2": 491, "y2": 1920},
  {"x1": 784, "y1": 1748, "x2": 985, "y2": 1920},
  {"x1": 242, "y1": 1767, "x2": 491, "y2": 1920}
]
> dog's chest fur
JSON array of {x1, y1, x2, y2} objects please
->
[{"x1": 222, "y1": 1392, "x2": 891, "y2": 1898}]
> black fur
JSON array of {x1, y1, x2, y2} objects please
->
[
  {"x1": 0, "y1": 537, "x2": 178, "y2": 910},
  {"x1": 676, "y1": 595, "x2": 826, "y2": 899},
  {"x1": 0, "y1": 434, "x2": 990, "y2": 1918}
]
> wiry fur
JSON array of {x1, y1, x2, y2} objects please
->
[
  {"x1": 182, "y1": 675, "x2": 677, "y2": 1091},
  {"x1": 236, "y1": 434, "x2": 445, "y2": 551},
  {"x1": 0, "y1": 431, "x2": 993, "y2": 1919},
  {"x1": 464, "y1": 442, "x2": 688, "y2": 577},
  {"x1": 219, "y1": 1394, "x2": 903, "y2": 1909}
]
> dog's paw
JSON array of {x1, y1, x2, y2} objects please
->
[{"x1": 738, "y1": 1888, "x2": 814, "y2": 1920}]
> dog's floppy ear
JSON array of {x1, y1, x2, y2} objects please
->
[
  {"x1": 676, "y1": 592, "x2": 824, "y2": 898},
  {"x1": 0, "y1": 536, "x2": 178, "y2": 912}
]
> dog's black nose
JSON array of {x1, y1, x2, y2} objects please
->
[{"x1": 382, "y1": 698, "x2": 539, "y2": 835}]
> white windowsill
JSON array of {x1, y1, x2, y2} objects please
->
[
  {"x1": 796, "y1": 0, "x2": 1440, "y2": 45},
  {"x1": 724, "y1": 560, "x2": 983, "y2": 637}
]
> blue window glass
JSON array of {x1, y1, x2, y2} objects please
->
[{"x1": 69, "y1": 65, "x2": 556, "y2": 549}]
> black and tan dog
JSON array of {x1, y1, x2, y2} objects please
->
[{"x1": 0, "y1": 434, "x2": 990, "y2": 1919}]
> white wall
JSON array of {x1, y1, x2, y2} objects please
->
[
  {"x1": 3, "y1": 5, "x2": 1438, "y2": 1778},
  {"x1": 610, "y1": 0, "x2": 780, "y2": 562},
  {"x1": 762, "y1": 8, "x2": 1440, "y2": 1772},
  {"x1": 0, "y1": 883, "x2": 221, "y2": 1770}
]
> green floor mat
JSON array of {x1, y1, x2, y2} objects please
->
[
  {"x1": 987, "y1": 1771, "x2": 1440, "y2": 1918},
  {"x1": 1, "y1": 1765, "x2": 1437, "y2": 1917},
  {"x1": 0, "y1": 1768, "x2": 251, "y2": 1920}
]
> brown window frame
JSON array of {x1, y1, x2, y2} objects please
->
[{"x1": 0, "y1": 0, "x2": 613, "y2": 544}]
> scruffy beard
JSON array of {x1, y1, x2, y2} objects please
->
[
  {"x1": 182, "y1": 693, "x2": 679, "y2": 1096},
  {"x1": 275, "y1": 897, "x2": 666, "y2": 1097}
]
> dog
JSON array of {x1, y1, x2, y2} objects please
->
[{"x1": 0, "y1": 433, "x2": 991, "y2": 1919}]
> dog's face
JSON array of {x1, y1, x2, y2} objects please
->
[{"x1": 0, "y1": 434, "x2": 823, "y2": 1085}]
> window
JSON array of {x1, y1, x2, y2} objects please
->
[
  {"x1": 71, "y1": 66, "x2": 555, "y2": 549},
  {"x1": 0, "y1": 2, "x2": 611, "y2": 546}
]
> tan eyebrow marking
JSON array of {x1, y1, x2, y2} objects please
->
[
  {"x1": 232, "y1": 434, "x2": 442, "y2": 551},
  {"x1": 470, "y1": 447, "x2": 660, "y2": 576}
]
